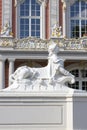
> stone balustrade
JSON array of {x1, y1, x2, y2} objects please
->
[{"x1": 0, "y1": 36, "x2": 87, "y2": 50}]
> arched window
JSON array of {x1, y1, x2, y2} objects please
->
[
  {"x1": 70, "y1": 1, "x2": 87, "y2": 38},
  {"x1": 66, "y1": 63, "x2": 87, "y2": 91},
  {"x1": 17, "y1": 0, "x2": 41, "y2": 39}
]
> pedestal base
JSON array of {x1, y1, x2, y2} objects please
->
[{"x1": 0, "y1": 89, "x2": 87, "y2": 130}]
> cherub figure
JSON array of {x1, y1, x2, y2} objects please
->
[
  {"x1": 52, "y1": 23, "x2": 62, "y2": 38},
  {"x1": 0, "y1": 23, "x2": 12, "y2": 37},
  {"x1": 3, "y1": 42, "x2": 75, "y2": 91},
  {"x1": 48, "y1": 42, "x2": 75, "y2": 85}
]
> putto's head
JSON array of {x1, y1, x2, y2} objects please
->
[{"x1": 48, "y1": 42, "x2": 59, "y2": 55}]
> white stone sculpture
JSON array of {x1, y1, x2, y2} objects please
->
[{"x1": 4, "y1": 42, "x2": 75, "y2": 91}]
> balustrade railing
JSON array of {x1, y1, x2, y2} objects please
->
[{"x1": 0, "y1": 36, "x2": 87, "y2": 51}]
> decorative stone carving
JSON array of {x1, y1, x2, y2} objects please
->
[
  {"x1": 0, "y1": 36, "x2": 87, "y2": 50},
  {"x1": 51, "y1": 23, "x2": 63, "y2": 38},
  {"x1": 61, "y1": 0, "x2": 66, "y2": 9},
  {"x1": 0, "y1": 23, "x2": 13, "y2": 37},
  {"x1": 14, "y1": 37, "x2": 49, "y2": 50},
  {"x1": 3, "y1": 42, "x2": 75, "y2": 91}
]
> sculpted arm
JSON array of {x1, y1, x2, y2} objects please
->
[
  {"x1": 58, "y1": 66, "x2": 71, "y2": 76},
  {"x1": 54, "y1": 60, "x2": 71, "y2": 76}
]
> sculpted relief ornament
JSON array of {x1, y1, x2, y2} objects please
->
[
  {"x1": 0, "y1": 23, "x2": 13, "y2": 37},
  {"x1": 3, "y1": 42, "x2": 75, "y2": 91},
  {"x1": 51, "y1": 23, "x2": 63, "y2": 38}
]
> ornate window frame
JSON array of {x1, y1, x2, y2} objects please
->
[
  {"x1": 62, "y1": 0, "x2": 87, "y2": 38},
  {"x1": 16, "y1": 0, "x2": 47, "y2": 39}
]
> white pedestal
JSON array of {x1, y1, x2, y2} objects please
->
[{"x1": 0, "y1": 89, "x2": 87, "y2": 130}]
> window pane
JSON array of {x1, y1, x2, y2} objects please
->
[
  {"x1": 31, "y1": 0, "x2": 40, "y2": 16},
  {"x1": 81, "y1": 70, "x2": 87, "y2": 77},
  {"x1": 81, "y1": 20, "x2": 87, "y2": 36},
  {"x1": 25, "y1": 25, "x2": 29, "y2": 30},
  {"x1": 31, "y1": 19, "x2": 40, "y2": 37},
  {"x1": 71, "y1": 20, "x2": 79, "y2": 38},
  {"x1": 81, "y1": 1, "x2": 85, "y2": 7},
  {"x1": 19, "y1": 0, "x2": 40, "y2": 38},
  {"x1": 36, "y1": 19, "x2": 40, "y2": 24},
  {"x1": 68, "y1": 68, "x2": 87, "y2": 91},
  {"x1": 82, "y1": 81, "x2": 87, "y2": 91},
  {"x1": 36, "y1": 31, "x2": 40, "y2": 37},
  {"x1": 31, "y1": 25, "x2": 35, "y2": 30},
  {"x1": 25, "y1": 31, "x2": 29, "y2": 36},
  {"x1": 36, "y1": 5, "x2": 40, "y2": 10},
  {"x1": 20, "y1": 0, "x2": 29, "y2": 16},
  {"x1": 31, "y1": 11, "x2": 35, "y2": 16},
  {"x1": 70, "y1": 1, "x2": 87, "y2": 38},
  {"x1": 81, "y1": 1, "x2": 86, "y2": 17},
  {"x1": 70, "y1": 69, "x2": 79, "y2": 77},
  {"x1": 68, "y1": 81, "x2": 79, "y2": 90},
  {"x1": 36, "y1": 25, "x2": 40, "y2": 30},
  {"x1": 31, "y1": 5, "x2": 35, "y2": 10},
  {"x1": 31, "y1": 0, "x2": 35, "y2": 4},
  {"x1": 20, "y1": 19, "x2": 29, "y2": 38},
  {"x1": 31, "y1": 19, "x2": 35, "y2": 24},
  {"x1": 31, "y1": 31, "x2": 35, "y2": 36},
  {"x1": 70, "y1": 1, "x2": 79, "y2": 17},
  {"x1": 36, "y1": 11, "x2": 40, "y2": 16}
]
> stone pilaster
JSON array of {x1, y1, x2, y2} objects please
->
[
  {"x1": 49, "y1": 0, "x2": 59, "y2": 37},
  {"x1": 2, "y1": 0, "x2": 12, "y2": 27},
  {"x1": 8, "y1": 58, "x2": 15, "y2": 85}
]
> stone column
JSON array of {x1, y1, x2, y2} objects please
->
[
  {"x1": 0, "y1": 58, "x2": 6, "y2": 89},
  {"x1": 8, "y1": 58, "x2": 15, "y2": 85}
]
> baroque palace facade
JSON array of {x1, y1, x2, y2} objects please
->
[{"x1": 0, "y1": 0, "x2": 87, "y2": 91}]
